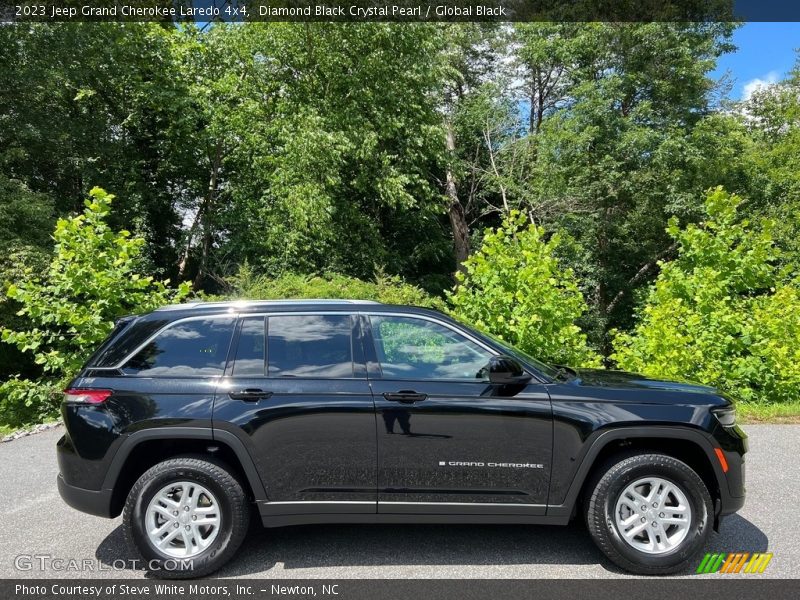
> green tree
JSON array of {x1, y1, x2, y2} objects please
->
[
  {"x1": 0, "y1": 176, "x2": 56, "y2": 382},
  {"x1": 449, "y1": 212, "x2": 601, "y2": 366},
  {"x1": 0, "y1": 188, "x2": 190, "y2": 426},
  {"x1": 742, "y1": 56, "x2": 800, "y2": 269},
  {"x1": 206, "y1": 23, "x2": 451, "y2": 287},
  {"x1": 502, "y1": 23, "x2": 739, "y2": 349},
  {"x1": 0, "y1": 23, "x2": 200, "y2": 275},
  {"x1": 613, "y1": 187, "x2": 800, "y2": 406}
]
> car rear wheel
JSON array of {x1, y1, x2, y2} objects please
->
[
  {"x1": 123, "y1": 457, "x2": 249, "y2": 578},
  {"x1": 586, "y1": 453, "x2": 713, "y2": 575}
]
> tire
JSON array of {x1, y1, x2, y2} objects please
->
[
  {"x1": 123, "y1": 456, "x2": 250, "y2": 579},
  {"x1": 585, "y1": 453, "x2": 713, "y2": 575}
]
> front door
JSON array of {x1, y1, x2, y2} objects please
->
[
  {"x1": 365, "y1": 314, "x2": 553, "y2": 515},
  {"x1": 213, "y1": 312, "x2": 377, "y2": 516}
]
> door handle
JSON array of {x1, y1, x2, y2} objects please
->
[
  {"x1": 228, "y1": 388, "x2": 273, "y2": 401},
  {"x1": 383, "y1": 391, "x2": 427, "y2": 404}
]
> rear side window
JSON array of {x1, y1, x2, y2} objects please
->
[
  {"x1": 122, "y1": 318, "x2": 235, "y2": 377},
  {"x1": 267, "y1": 315, "x2": 353, "y2": 378}
]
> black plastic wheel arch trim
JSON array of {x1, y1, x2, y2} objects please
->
[
  {"x1": 546, "y1": 426, "x2": 732, "y2": 518},
  {"x1": 101, "y1": 427, "x2": 268, "y2": 501}
]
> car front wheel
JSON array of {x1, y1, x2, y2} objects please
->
[{"x1": 586, "y1": 453, "x2": 713, "y2": 575}]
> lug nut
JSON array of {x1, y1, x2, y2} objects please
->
[
  {"x1": 185, "y1": 525, "x2": 190, "y2": 530},
  {"x1": 652, "y1": 503, "x2": 658, "y2": 508},
  {"x1": 641, "y1": 506, "x2": 646, "y2": 511},
  {"x1": 659, "y1": 512, "x2": 665, "y2": 518},
  {"x1": 641, "y1": 517, "x2": 646, "y2": 523},
  {"x1": 652, "y1": 521, "x2": 657, "y2": 527},
  {"x1": 184, "y1": 506, "x2": 190, "y2": 511},
  {"x1": 192, "y1": 515, "x2": 197, "y2": 521},
  {"x1": 173, "y1": 511, "x2": 178, "y2": 516},
  {"x1": 174, "y1": 522, "x2": 179, "y2": 528}
]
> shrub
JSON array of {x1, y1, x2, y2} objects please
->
[
  {"x1": 227, "y1": 265, "x2": 446, "y2": 310},
  {"x1": 612, "y1": 187, "x2": 800, "y2": 405},
  {"x1": 0, "y1": 188, "x2": 191, "y2": 427},
  {"x1": 448, "y1": 212, "x2": 601, "y2": 367}
]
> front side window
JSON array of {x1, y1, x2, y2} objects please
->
[
  {"x1": 122, "y1": 318, "x2": 235, "y2": 377},
  {"x1": 267, "y1": 315, "x2": 354, "y2": 378},
  {"x1": 370, "y1": 315, "x2": 493, "y2": 380}
]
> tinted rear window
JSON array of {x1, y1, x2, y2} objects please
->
[
  {"x1": 122, "y1": 318, "x2": 235, "y2": 377},
  {"x1": 267, "y1": 315, "x2": 353, "y2": 378},
  {"x1": 87, "y1": 317, "x2": 171, "y2": 368}
]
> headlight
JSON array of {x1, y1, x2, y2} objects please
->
[{"x1": 712, "y1": 406, "x2": 736, "y2": 427}]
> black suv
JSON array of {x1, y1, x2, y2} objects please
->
[{"x1": 57, "y1": 300, "x2": 747, "y2": 577}]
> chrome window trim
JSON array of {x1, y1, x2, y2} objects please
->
[
  {"x1": 94, "y1": 311, "x2": 362, "y2": 372},
  {"x1": 90, "y1": 310, "x2": 539, "y2": 381}
]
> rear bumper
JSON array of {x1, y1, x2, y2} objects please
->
[{"x1": 57, "y1": 474, "x2": 113, "y2": 518}]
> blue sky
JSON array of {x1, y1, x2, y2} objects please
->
[{"x1": 714, "y1": 22, "x2": 800, "y2": 100}]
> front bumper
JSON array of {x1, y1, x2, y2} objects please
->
[
  {"x1": 714, "y1": 424, "x2": 747, "y2": 517},
  {"x1": 57, "y1": 474, "x2": 113, "y2": 518}
]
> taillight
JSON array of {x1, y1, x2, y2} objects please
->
[{"x1": 63, "y1": 389, "x2": 113, "y2": 404}]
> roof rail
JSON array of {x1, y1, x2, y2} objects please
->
[{"x1": 154, "y1": 299, "x2": 382, "y2": 311}]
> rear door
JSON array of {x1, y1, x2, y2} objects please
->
[
  {"x1": 213, "y1": 312, "x2": 377, "y2": 516},
  {"x1": 365, "y1": 313, "x2": 553, "y2": 515}
]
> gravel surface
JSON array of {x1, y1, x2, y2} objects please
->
[{"x1": 0, "y1": 425, "x2": 795, "y2": 579}]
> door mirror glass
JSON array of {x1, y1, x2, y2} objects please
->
[{"x1": 487, "y1": 355, "x2": 532, "y2": 386}]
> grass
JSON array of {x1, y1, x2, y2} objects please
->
[
  {"x1": 738, "y1": 401, "x2": 800, "y2": 424},
  {"x1": 0, "y1": 423, "x2": 16, "y2": 437}
]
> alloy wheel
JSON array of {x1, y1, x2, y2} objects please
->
[
  {"x1": 145, "y1": 481, "x2": 221, "y2": 558},
  {"x1": 614, "y1": 477, "x2": 692, "y2": 555}
]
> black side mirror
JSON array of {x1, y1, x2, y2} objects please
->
[{"x1": 487, "y1": 355, "x2": 532, "y2": 386}]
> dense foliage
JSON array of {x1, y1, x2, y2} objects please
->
[
  {"x1": 228, "y1": 266, "x2": 445, "y2": 310},
  {"x1": 2, "y1": 22, "x2": 800, "y2": 427},
  {"x1": 0, "y1": 189, "x2": 189, "y2": 426},
  {"x1": 449, "y1": 213, "x2": 600, "y2": 366},
  {"x1": 613, "y1": 188, "x2": 800, "y2": 406}
]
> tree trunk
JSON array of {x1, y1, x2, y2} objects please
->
[
  {"x1": 604, "y1": 241, "x2": 679, "y2": 316},
  {"x1": 179, "y1": 141, "x2": 222, "y2": 287},
  {"x1": 444, "y1": 120, "x2": 470, "y2": 277}
]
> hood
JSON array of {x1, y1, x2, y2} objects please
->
[{"x1": 571, "y1": 368, "x2": 719, "y2": 395}]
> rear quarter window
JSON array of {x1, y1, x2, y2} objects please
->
[
  {"x1": 86, "y1": 317, "x2": 170, "y2": 368},
  {"x1": 121, "y1": 318, "x2": 235, "y2": 377}
]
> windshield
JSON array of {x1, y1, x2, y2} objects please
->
[{"x1": 476, "y1": 330, "x2": 560, "y2": 380}]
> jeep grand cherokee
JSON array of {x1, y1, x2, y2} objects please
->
[{"x1": 56, "y1": 300, "x2": 747, "y2": 577}]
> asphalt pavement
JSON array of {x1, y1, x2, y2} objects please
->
[{"x1": 0, "y1": 425, "x2": 796, "y2": 579}]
